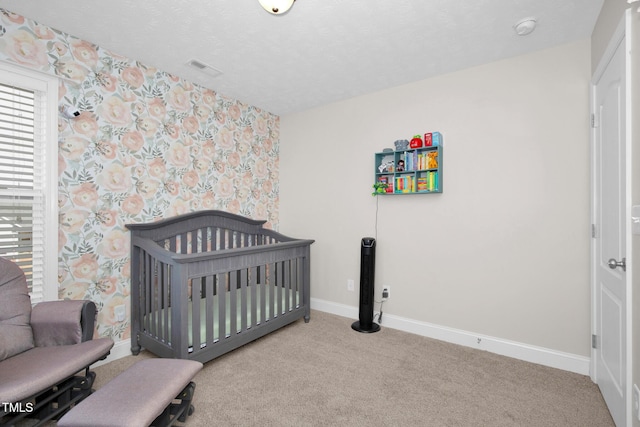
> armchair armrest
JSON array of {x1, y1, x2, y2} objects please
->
[{"x1": 31, "y1": 300, "x2": 97, "y2": 347}]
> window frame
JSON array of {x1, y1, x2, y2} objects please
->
[{"x1": 0, "y1": 61, "x2": 58, "y2": 302}]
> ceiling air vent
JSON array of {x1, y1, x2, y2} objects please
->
[{"x1": 187, "y1": 59, "x2": 223, "y2": 78}]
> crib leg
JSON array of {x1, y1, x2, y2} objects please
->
[{"x1": 131, "y1": 339, "x2": 141, "y2": 356}]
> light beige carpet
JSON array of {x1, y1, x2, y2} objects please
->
[{"x1": 93, "y1": 310, "x2": 614, "y2": 427}]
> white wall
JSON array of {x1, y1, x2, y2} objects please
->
[{"x1": 279, "y1": 39, "x2": 591, "y2": 358}]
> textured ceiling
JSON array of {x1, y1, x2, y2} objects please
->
[{"x1": 0, "y1": 0, "x2": 603, "y2": 115}]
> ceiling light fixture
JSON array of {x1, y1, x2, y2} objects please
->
[
  {"x1": 513, "y1": 18, "x2": 537, "y2": 36},
  {"x1": 259, "y1": 0, "x2": 296, "y2": 15}
]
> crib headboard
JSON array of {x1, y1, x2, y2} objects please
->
[{"x1": 126, "y1": 210, "x2": 298, "y2": 256}]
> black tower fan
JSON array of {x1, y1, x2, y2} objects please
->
[{"x1": 351, "y1": 237, "x2": 380, "y2": 333}]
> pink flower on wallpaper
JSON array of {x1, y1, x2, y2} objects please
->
[
  {"x1": 202, "y1": 89, "x2": 216, "y2": 106},
  {"x1": 215, "y1": 176, "x2": 235, "y2": 199},
  {"x1": 201, "y1": 140, "x2": 215, "y2": 159},
  {"x1": 122, "y1": 131, "x2": 144, "y2": 152},
  {"x1": 193, "y1": 157, "x2": 210, "y2": 174},
  {"x1": 122, "y1": 66, "x2": 144, "y2": 89},
  {"x1": 97, "y1": 72, "x2": 118, "y2": 92},
  {"x1": 60, "y1": 136, "x2": 89, "y2": 160},
  {"x1": 182, "y1": 116, "x2": 199, "y2": 134},
  {"x1": 194, "y1": 105, "x2": 211, "y2": 122},
  {"x1": 228, "y1": 105, "x2": 241, "y2": 121},
  {"x1": 166, "y1": 85, "x2": 191, "y2": 112},
  {"x1": 53, "y1": 41, "x2": 67, "y2": 56},
  {"x1": 262, "y1": 180, "x2": 273, "y2": 194},
  {"x1": 167, "y1": 142, "x2": 190, "y2": 168},
  {"x1": 99, "y1": 229, "x2": 129, "y2": 259},
  {"x1": 71, "y1": 112, "x2": 99, "y2": 137},
  {"x1": 96, "y1": 140, "x2": 117, "y2": 160},
  {"x1": 255, "y1": 202, "x2": 267, "y2": 221},
  {"x1": 136, "y1": 116, "x2": 160, "y2": 137},
  {"x1": 136, "y1": 177, "x2": 160, "y2": 199},
  {"x1": 147, "y1": 157, "x2": 166, "y2": 178},
  {"x1": 216, "y1": 127, "x2": 234, "y2": 151},
  {"x1": 96, "y1": 209, "x2": 117, "y2": 227},
  {"x1": 227, "y1": 199, "x2": 240, "y2": 214},
  {"x1": 214, "y1": 161, "x2": 225, "y2": 174},
  {"x1": 253, "y1": 158, "x2": 268, "y2": 179},
  {"x1": 242, "y1": 172, "x2": 253, "y2": 188},
  {"x1": 99, "y1": 162, "x2": 132, "y2": 192},
  {"x1": 263, "y1": 138, "x2": 274, "y2": 152},
  {"x1": 147, "y1": 98, "x2": 166, "y2": 118},
  {"x1": 169, "y1": 198, "x2": 191, "y2": 217},
  {"x1": 71, "y1": 182, "x2": 99, "y2": 208},
  {"x1": 70, "y1": 254, "x2": 99, "y2": 280},
  {"x1": 164, "y1": 123, "x2": 180, "y2": 139},
  {"x1": 70, "y1": 40, "x2": 99, "y2": 67},
  {"x1": 202, "y1": 192, "x2": 215, "y2": 209},
  {"x1": 33, "y1": 24, "x2": 55, "y2": 40},
  {"x1": 2, "y1": 11, "x2": 25, "y2": 24},
  {"x1": 164, "y1": 181, "x2": 179, "y2": 196},
  {"x1": 60, "y1": 209, "x2": 89, "y2": 233},
  {"x1": 121, "y1": 194, "x2": 144, "y2": 215},
  {"x1": 97, "y1": 277, "x2": 118, "y2": 295},
  {"x1": 182, "y1": 170, "x2": 199, "y2": 188},
  {"x1": 100, "y1": 96, "x2": 132, "y2": 127},
  {"x1": 227, "y1": 152, "x2": 241, "y2": 168},
  {"x1": 5, "y1": 30, "x2": 47, "y2": 68},
  {"x1": 254, "y1": 115, "x2": 268, "y2": 136},
  {"x1": 55, "y1": 61, "x2": 89, "y2": 83}
]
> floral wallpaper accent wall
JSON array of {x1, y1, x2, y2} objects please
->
[{"x1": 0, "y1": 9, "x2": 280, "y2": 341}]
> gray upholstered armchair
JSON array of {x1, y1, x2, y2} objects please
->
[{"x1": 0, "y1": 257, "x2": 114, "y2": 426}]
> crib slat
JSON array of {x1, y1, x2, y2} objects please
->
[
  {"x1": 258, "y1": 266, "x2": 265, "y2": 324},
  {"x1": 277, "y1": 261, "x2": 283, "y2": 316},
  {"x1": 229, "y1": 271, "x2": 238, "y2": 335},
  {"x1": 162, "y1": 262, "x2": 170, "y2": 343},
  {"x1": 192, "y1": 278, "x2": 202, "y2": 352},
  {"x1": 268, "y1": 262, "x2": 275, "y2": 320},
  {"x1": 239, "y1": 272, "x2": 248, "y2": 332},
  {"x1": 217, "y1": 273, "x2": 226, "y2": 340},
  {"x1": 249, "y1": 268, "x2": 256, "y2": 327},
  {"x1": 284, "y1": 260, "x2": 290, "y2": 314},
  {"x1": 205, "y1": 275, "x2": 214, "y2": 344}
]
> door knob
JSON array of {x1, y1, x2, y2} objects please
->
[{"x1": 608, "y1": 257, "x2": 626, "y2": 272}]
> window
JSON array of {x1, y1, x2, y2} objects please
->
[{"x1": 0, "y1": 62, "x2": 58, "y2": 303}]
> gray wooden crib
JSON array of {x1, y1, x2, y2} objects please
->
[{"x1": 126, "y1": 210, "x2": 314, "y2": 363}]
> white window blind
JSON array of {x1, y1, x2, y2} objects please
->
[{"x1": 0, "y1": 63, "x2": 58, "y2": 303}]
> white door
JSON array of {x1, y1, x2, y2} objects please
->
[{"x1": 592, "y1": 28, "x2": 628, "y2": 427}]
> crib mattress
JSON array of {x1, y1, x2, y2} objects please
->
[{"x1": 143, "y1": 284, "x2": 299, "y2": 351}]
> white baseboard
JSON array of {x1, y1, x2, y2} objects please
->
[
  {"x1": 310, "y1": 298, "x2": 591, "y2": 376},
  {"x1": 91, "y1": 339, "x2": 132, "y2": 368}
]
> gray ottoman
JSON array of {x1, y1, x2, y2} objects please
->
[{"x1": 58, "y1": 358, "x2": 203, "y2": 427}]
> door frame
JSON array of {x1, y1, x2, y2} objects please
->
[{"x1": 590, "y1": 9, "x2": 633, "y2": 426}]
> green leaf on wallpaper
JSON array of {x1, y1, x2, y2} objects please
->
[
  {"x1": 77, "y1": 240, "x2": 94, "y2": 255},
  {"x1": 76, "y1": 169, "x2": 94, "y2": 183}
]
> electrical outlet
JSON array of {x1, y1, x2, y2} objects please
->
[
  {"x1": 347, "y1": 279, "x2": 355, "y2": 292},
  {"x1": 382, "y1": 285, "x2": 390, "y2": 299},
  {"x1": 633, "y1": 384, "x2": 640, "y2": 421},
  {"x1": 114, "y1": 304, "x2": 126, "y2": 322}
]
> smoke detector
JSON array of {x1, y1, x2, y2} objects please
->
[{"x1": 514, "y1": 18, "x2": 537, "y2": 36}]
